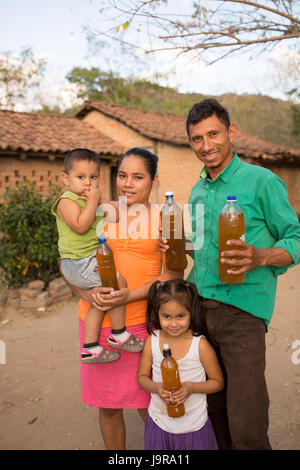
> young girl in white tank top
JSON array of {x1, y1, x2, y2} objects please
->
[{"x1": 137, "y1": 279, "x2": 224, "y2": 450}]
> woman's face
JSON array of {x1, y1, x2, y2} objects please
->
[{"x1": 116, "y1": 155, "x2": 156, "y2": 206}]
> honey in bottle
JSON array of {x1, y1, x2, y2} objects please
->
[
  {"x1": 96, "y1": 236, "x2": 119, "y2": 290},
  {"x1": 160, "y1": 343, "x2": 185, "y2": 418},
  {"x1": 161, "y1": 191, "x2": 188, "y2": 271},
  {"x1": 218, "y1": 195, "x2": 245, "y2": 285}
]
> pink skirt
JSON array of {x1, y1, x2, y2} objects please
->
[{"x1": 79, "y1": 319, "x2": 151, "y2": 409}]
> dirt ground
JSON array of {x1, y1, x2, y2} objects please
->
[{"x1": 0, "y1": 265, "x2": 299, "y2": 450}]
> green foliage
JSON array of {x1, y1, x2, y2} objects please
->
[
  {"x1": 66, "y1": 66, "x2": 300, "y2": 148},
  {"x1": 0, "y1": 181, "x2": 60, "y2": 287},
  {"x1": 291, "y1": 104, "x2": 300, "y2": 136},
  {"x1": 0, "y1": 47, "x2": 46, "y2": 110},
  {"x1": 66, "y1": 66, "x2": 179, "y2": 108}
]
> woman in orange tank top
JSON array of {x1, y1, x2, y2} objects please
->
[{"x1": 71, "y1": 148, "x2": 183, "y2": 450}]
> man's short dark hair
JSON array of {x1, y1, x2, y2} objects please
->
[
  {"x1": 64, "y1": 148, "x2": 100, "y2": 174},
  {"x1": 186, "y1": 99, "x2": 231, "y2": 136}
]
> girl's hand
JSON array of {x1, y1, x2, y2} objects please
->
[
  {"x1": 170, "y1": 383, "x2": 192, "y2": 404},
  {"x1": 91, "y1": 287, "x2": 130, "y2": 310},
  {"x1": 155, "y1": 383, "x2": 172, "y2": 402}
]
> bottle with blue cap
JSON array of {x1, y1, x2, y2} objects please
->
[
  {"x1": 218, "y1": 195, "x2": 245, "y2": 285},
  {"x1": 96, "y1": 236, "x2": 119, "y2": 290},
  {"x1": 161, "y1": 191, "x2": 187, "y2": 271}
]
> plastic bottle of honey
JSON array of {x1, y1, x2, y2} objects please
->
[
  {"x1": 218, "y1": 195, "x2": 245, "y2": 285},
  {"x1": 161, "y1": 343, "x2": 185, "y2": 418},
  {"x1": 161, "y1": 192, "x2": 188, "y2": 271},
  {"x1": 96, "y1": 236, "x2": 119, "y2": 290}
]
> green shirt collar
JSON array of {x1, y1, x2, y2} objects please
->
[{"x1": 200, "y1": 153, "x2": 241, "y2": 183}]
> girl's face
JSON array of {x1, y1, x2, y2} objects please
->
[
  {"x1": 116, "y1": 155, "x2": 157, "y2": 206},
  {"x1": 158, "y1": 300, "x2": 191, "y2": 337}
]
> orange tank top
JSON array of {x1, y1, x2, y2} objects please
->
[{"x1": 78, "y1": 214, "x2": 162, "y2": 326}]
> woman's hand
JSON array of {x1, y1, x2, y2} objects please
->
[
  {"x1": 75, "y1": 286, "x2": 114, "y2": 305},
  {"x1": 158, "y1": 227, "x2": 193, "y2": 257},
  {"x1": 158, "y1": 226, "x2": 169, "y2": 253},
  {"x1": 91, "y1": 287, "x2": 130, "y2": 310}
]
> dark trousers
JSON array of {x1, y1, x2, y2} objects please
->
[{"x1": 202, "y1": 302, "x2": 272, "y2": 450}]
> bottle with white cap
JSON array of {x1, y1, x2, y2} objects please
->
[
  {"x1": 161, "y1": 191, "x2": 187, "y2": 271},
  {"x1": 218, "y1": 195, "x2": 245, "y2": 285}
]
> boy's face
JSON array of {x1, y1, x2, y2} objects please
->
[
  {"x1": 188, "y1": 114, "x2": 237, "y2": 180},
  {"x1": 62, "y1": 160, "x2": 100, "y2": 197}
]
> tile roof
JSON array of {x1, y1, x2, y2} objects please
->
[
  {"x1": 76, "y1": 100, "x2": 300, "y2": 162},
  {"x1": 76, "y1": 100, "x2": 187, "y2": 146},
  {"x1": 0, "y1": 109, "x2": 125, "y2": 157}
]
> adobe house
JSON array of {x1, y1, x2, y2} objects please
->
[
  {"x1": 0, "y1": 109, "x2": 125, "y2": 201},
  {"x1": 1, "y1": 102, "x2": 300, "y2": 217},
  {"x1": 75, "y1": 100, "x2": 300, "y2": 215}
]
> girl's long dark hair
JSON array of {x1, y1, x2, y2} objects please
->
[{"x1": 146, "y1": 279, "x2": 204, "y2": 336}]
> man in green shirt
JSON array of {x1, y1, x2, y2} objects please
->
[{"x1": 162, "y1": 99, "x2": 300, "y2": 450}]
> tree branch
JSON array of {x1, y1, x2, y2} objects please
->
[{"x1": 223, "y1": 0, "x2": 300, "y2": 25}]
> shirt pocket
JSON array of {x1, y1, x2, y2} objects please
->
[{"x1": 80, "y1": 255, "x2": 98, "y2": 280}]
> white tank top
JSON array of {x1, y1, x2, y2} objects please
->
[{"x1": 148, "y1": 330, "x2": 208, "y2": 434}]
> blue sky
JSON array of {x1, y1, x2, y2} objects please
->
[
  {"x1": 1, "y1": 0, "x2": 93, "y2": 74},
  {"x1": 0, "y1": 0, "x2": 291, "y2": 103}
]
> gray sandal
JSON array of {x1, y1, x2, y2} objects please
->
[
  {"x1": 81, "y1": 347, "x2": 120, "y2": 364},
  {"x1": 107, "y1": 334, "x2": 145, "y2": 353}
]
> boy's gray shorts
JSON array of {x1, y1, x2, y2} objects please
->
[{"x1": 61, "y1": 252, "x2": 102, "y2": 289}]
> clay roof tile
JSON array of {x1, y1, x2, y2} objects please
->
[
  {"x1": 76, "y1": 100, "x2": 300, "y2": 162},
  {"x1": 0, "y1": 109, "x2": 125, "y2": 157}
]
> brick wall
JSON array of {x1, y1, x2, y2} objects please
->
[
  {"x1": 0, "y1": 155, "x2": 64, "y2": 200},
  {"x1": 0, "y1": 154, "x2": 112, "y2": 201},
  {"x1": 156, "y1": 140, "x2": 202, "y2": 205}
]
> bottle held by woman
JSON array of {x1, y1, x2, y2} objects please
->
[{"x1": 161, "y1": 192, "x2": 187, "y2": 271}]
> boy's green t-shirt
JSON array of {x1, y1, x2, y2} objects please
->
[{"x1": 51, "y1": 191, "x2": 105, "y2": 259}]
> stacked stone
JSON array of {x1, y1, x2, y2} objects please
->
[
  {"x1": 3, "y1": 277, "x2": 73, "y2": 310},
  {"x1": 47, "y1": 277, "x2": 73, "y2": 305}
]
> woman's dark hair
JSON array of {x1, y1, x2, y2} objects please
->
[
  {"x1": 64, "y1": 148, "x2": 100, "y2": 174},
  {"x1": 117, "y1": 147, "x2": 158, "y2": 181},
  {"x1": 186, "y1": 98, "x2": 231, "y2": 136},
  {"x1": 146, "y1": 279, "x2": 204, "y2": 336}
]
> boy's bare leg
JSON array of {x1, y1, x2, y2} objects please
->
[
  {"x1": 82, "y1": 306, "x2": 105, "y2": 359},
  {"x1": 84, "y1": 306, "x2": 105, "y2": 344},
  {"x1": 82, "y1": 275, "x2": 127, "y2": 357},
  {"x1": 106, "y1": 273, "x2": 130, "y2": 344},
  {"x1": 106, "y1": 274, "x2": 144, "y2": 352}
]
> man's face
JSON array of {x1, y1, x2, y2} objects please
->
[{"x1": 188, "y1": 114, "x2": 237, "y2": 180}]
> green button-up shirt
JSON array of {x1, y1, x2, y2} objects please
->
[{"x1": 187, "y1": 154, "x2": 300, "y2": 327}]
